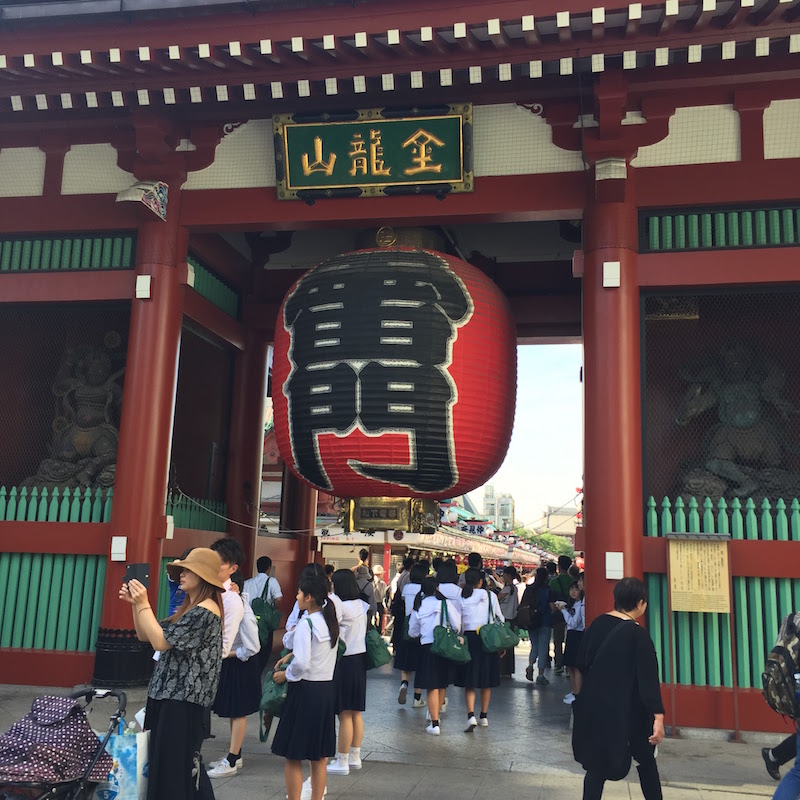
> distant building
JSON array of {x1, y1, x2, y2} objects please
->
[
  {"x1": 537, "y1": 505, "x2": 581, "y2": 540},
  {"x1": 495, "y1": 493, "x2": 515, "y2": 531},
  {"x1": 483, "y1": 484, "x2": 496, "y2": 520}
]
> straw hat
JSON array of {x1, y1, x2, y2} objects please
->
[
  {"x1": 166, "y1": 547, "x2": 224, "y2": 588},
  {"x1": 373, "y1": 565, "x2": 384, "y2": 575}
]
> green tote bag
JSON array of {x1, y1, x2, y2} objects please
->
[
  {"x1": 479, "y1": 594, "x2": 520, "y2": 653},
  {"x1": 431, "y1": 599, "x2": 471, "y2": 664}
]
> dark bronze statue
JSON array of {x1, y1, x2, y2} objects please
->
[{"x1": 674, "y1": 339, "x2": 800, "y2": 503}]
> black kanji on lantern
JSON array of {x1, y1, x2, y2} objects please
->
[{"x1": 283, "y1": 249, "x2": 473, "y2": 493}]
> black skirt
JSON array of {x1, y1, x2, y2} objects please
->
[
  {"x1": 393, "y1": 633, "x2": 421, "y2": 672},
  {"x1": 212, "y1": 657, "x2": 261, "y2": 718},
  {"x1": 145, "y1": 698, "x2": 213, "y2": 800},
  {"x1": 455, "y1": 631, "x2": 500, "y2": 689},
  {"x1": 271, "y1": 680, "x2": 336, "y2": 762},
  {"x1": 498, "y1": 622, "x2": 516, "y2": 676},
  {"x1": 414, "y1": 643, "x2": 451, "y2": 690},
  {"x1": 336, "y1": 653, "x2": 367, "y2": 713},
  {"x1": 563, "y1": 629, "x2": 584, "y2": 667}
]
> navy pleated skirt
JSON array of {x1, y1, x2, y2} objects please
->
[
  {"x1": 336, "y1": 653, "x2": 367, "y2": 713},
  {"x1": 414, "y1": 643, "x2": 451, "y2": 690},
  {"x1": 212, "y1": 656, "x2": 261, "y2": 718},
  {"x1": 454, "y1": 631, "x2": 500, "y2": 689},
  {"x1": 271, "y1": 680, "x2": 336, "y2": 762},
  {"x1": 393, "y1": 634, "x2": 421, "y2": 672}
]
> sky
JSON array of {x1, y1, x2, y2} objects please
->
[{"x1": 467, "y1": 344, "x2": 584, "y2": 529}]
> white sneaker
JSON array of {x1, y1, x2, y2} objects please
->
[
  {"x1": 327, "y1": 756, "x2": 350, "y2": 775},
  {"x1": 412, "y1": 697, "x2": 426, "y2": 708},
  {"x1": 296, "y1": 777, "x2": 327, "y2": 800},
  {"x1": 441, "y1": 697, "x2": 448, "y2": 713},
  {"x1": 465, "y1": 715, "x2": 477, "y2": 732},
  {"x1": 425, "y1": 709, "x2": 431, "y2": 721},
  {"x1": 348, "y1": 751, "x2": 362, "y2": 770},
  {"x1": 208, "y1": 757, "x2": 243, "y2": 771},
  {"x1": 478, "y1": 717, "x2": 488, "y2": 727},
  {"x1": 425, "y1": 723, "x2": 441, "y2": 736},
  {"x1": 563, "y1": 692, "x2": 575, "y2": 705},
  {"x1": 207, "y1": 760, "x2": 239, "y2": 778}
]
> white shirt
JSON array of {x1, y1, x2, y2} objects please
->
[
  {"x1": 409, "y1": 595, "x2": 462, "y2": 645},
  {"x1": 284, "y1": 593, "x2": 343, "y2": 650},
  {"x1": 461, "y1": 588, "x2": 504, "y2": 632},
  {"x1": 284, "y1": 611, "x2": 338, "y2": 683},
  {"x1": 401, "y1": 582, "x2": 422, "y2": 616},
  {"x1": 233, "y1": 592, "x2": 262, "y2": 661},
  {"x1": 221, "y1": 580, "x2": 244, "y2": 659},
  {"x1": 243, "y1": 573, "x2": 283, "y2": 606},
  {"x1": 437, "y1": 582, "x2": 463, "y2": 617},
  {"x1": 562, "y1": 598, "x2": 585, "y2": 632},
  {"x1": 339, "y1": 599, "x2": 370, "y2": 655}
]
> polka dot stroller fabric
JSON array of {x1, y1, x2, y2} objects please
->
[{"x1": 0, "y1": 696, "x2": 113, "y2": 785}]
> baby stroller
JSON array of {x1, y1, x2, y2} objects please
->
[{"x1": 0, "y1": 687, "x2": 127, "y2": 800}]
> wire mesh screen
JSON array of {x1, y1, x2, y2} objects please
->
[
  {"x1": 171, "y1": 325, "x2": 234, "y2": 503},
  {"x1": 643, "y1": 290, "x2": 800, "y2": 511},
  {"x1": 0, "y1": 303, "x2": 129, "y2": 491}
]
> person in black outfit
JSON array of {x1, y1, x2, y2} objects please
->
[
  {"x1": 764, "y1": 736, "x2": 799, "y2": 781},
  {"x1": 572, "y1": 577, "x2": 665, "y2": 800}
]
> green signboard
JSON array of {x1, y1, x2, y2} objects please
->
[{"x1": 274, "y1": 105, "x2": 473, "y2": 200}]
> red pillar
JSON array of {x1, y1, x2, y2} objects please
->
[
  {"x1": 225, "y1": 329, "x2": 270, "y2": 577},
  {"x1": 94, "y1": 202, "x2": 185, "y2": 684},
  {"x1": 280, "y1": 468, "x2": 318, "y2": 591},
  {"x1": 582, "y1": 174, "x2": 643, "y2": 623}
]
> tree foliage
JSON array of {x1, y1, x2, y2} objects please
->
[{"x1": 529, "y1": 532, "x2": 575, "y2": 558}]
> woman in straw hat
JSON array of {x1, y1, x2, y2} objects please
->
[{"x1": 120, "y1": 547, "x2": 225, "y2": 800}]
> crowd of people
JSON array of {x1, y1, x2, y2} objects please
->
[{"x1": 117, "y1": 541, "x2": 669, "y2": 800}]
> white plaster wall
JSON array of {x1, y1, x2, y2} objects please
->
[
  {"x1": 0, "y1": 147, "x2": 45, "y2": 197},
  {"x1": 473, "y1": 104, "x2": 584, "y2": 176},
  {"x1": 632, "y1": 105, "x2": 740, "y2": 167},
  {"x1": 763, "y1": 99, "x2": 800, "y2": 160},
  {"x1": 61, "y1": 144, "x2": 134, "y2": 195},
  {"x1": 184, "y1": 119, "x2": 276, "y2": 190}
]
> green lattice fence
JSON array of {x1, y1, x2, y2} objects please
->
[
  {"x1": 641, "y1": 206, "x2": 800, "y2": 252},
  {"x1": 645, "y1": 494, "x2": 800, "y2": 688},
  {"x1": 0, "y1": 553, "x2": 105, "y2": 651},
  {"x1": 0, "y1": 234, "x2": 135, "y2": 271},
  {"x1": 0, "y1": 486, "x2": 113, "y2": 522},
  {"x1": 166, "y1": 492, "x2": 226, "y2": 532},
  {"x1": 187, "y1": 254, "x2": 239, "y2": 318}
]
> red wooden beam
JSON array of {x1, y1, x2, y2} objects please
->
[
  {"x1": 0, "y1": 195, "x2": 135, "y2": 233},
  {"x1": 179, "y1": 174, "x2": 586, "y2": 231},
  {"x1": 642, "y1": 536, "x2": 800, "y2": 579},
  {"x1": 0, "y1": 271, "x2": 135, "y2": 304},
  {"x1": 188, "y1": 232, "x2": 252, "y2": 292},
  {"x1": 0, "y1": 522, "x2": 110, "y2": 554},
  {"x1": 182, "y1": 287, "x2": 246, "y2": 350},
  {"x1": 0, "y1": 649, "x2": 95, "y2": 687}
]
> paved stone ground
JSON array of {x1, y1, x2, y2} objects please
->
[{"x1": 0, "y1": 645, "x2": 792, "y2": 800}]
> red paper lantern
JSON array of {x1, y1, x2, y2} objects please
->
[{"x1": 272, "y1": 247, "x2": 516, "y2": 498}]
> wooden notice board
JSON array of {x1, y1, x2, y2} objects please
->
[{"x1": 667, "y1": 537, "x2": 731, "y2": 614}]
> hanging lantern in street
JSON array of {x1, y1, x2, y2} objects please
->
[{"x1": 272, "y1": 247, "x2": 516, "y2": 499}]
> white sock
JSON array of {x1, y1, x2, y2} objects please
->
[
  {"x1": 350, "y1": 747, "x2": 361, "y2": 757},
  {"x1": 337, "y1": 752, "x2": 348, "y2": 762}
]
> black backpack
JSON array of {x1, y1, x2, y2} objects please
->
[
  {"x1": 762, "y1": 612, "x2": 800, "y2": 719},
  {"x1": 517, "y1": 585, "x2": 544, "y2": 631}
]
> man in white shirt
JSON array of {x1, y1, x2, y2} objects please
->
[{"x1": 243, "y1": 555, "x2": 283, "y2": 674}]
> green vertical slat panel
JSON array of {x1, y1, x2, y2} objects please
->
[
  {"x1": 91, "y1": 238, "x2": 103, "y2": 269},
  {"x1": 58, "y1": 239, "x2": 69, "y2": 270},
  {"x1": 122, "y1": 237, "x2": 133, "y2": 267},
  {"x1": 52, "y1": 238, "x2": 63, "y2": 269},
  {"x1": 768, "y1": 209, "x2": 782, "y2": 244},
  {"x1": 647, "y1": 574, "x2": 665, "y2": 681},
  {"x1": 80, "y1": 238, "x2": 92, "y2": 269},
  {"x1": 0, "y1": 241, "x2": 11, "y2": 270},
  {"x1": 21, "y1": 554, "x2": 41, "y2": 648},
  {"x1": 0, "y1": 553, "x2": 12, "y2": 644},
  {"x1": 44, "y1": 555, "x2": 64, "y2": 650},
  {"x1": 727, "y1": 212, "x2": 740, "y2": 247},
  {"x1": 755, "y1": 210, "x2": 768, "y2": 245},
  {"x1": 101, "y1": 237, "x2": 113, "y2": 268},
  {"x1": 92, "y1": 488, "x2": 103, "y2": 523},
  {"x1": 734, "y1": 576, "x2": 751, "y2": 687},
  {"x1": 77, "y1": 556, "x2": 98, "y2": 651},
  {"x1": 662, "y1": 216, "x2": 673, "y2": 250},
  {"x1": 33, "y1": 554, "x2": 53, "y2": 649},
  {"x1": 112, "y1": 237, "x2": 123, "y2": 267},
  {"x1": 648, "y1": 217, "x2": 660, "y2": 250},
  {"x1": 674, "y1": 215, "x2": 686, "y2": 249},
  {"x1": 20, "y1": 240, "x2": 32, "y2": 270},
  {"x1": 706, "y1": 611, "x2": 721, "y2": 687},
  {"x1": 691, "y1": 613, "x2": 707, "y2": 684},
  {"x1": 700, "y1": 214, "x2": 713, "y2": 247},
  {"x1": 713, "y1": 213, "x2": 726, "y2": 247},
  {"x1": 55, "y1": 555, "x2": 76, "y2": 650},
  {"x1": 779, "y1": 577, "x2": 794, "y2": 623},
  {"x1": 157, "y1": 557, "x2": 171, "y2": 619},
  {"x1": 70, "y1": 239, "x2": 83, "y2": 270},
  {"x1": 721, "y1": 613, "x2": 733, "y2": 688},
  {"x1": 89, "y1": 558, "x2": 106, "y2": 652},
  {"x1": 10, "y1": 241, "x2": 23, "y2": 270},
  {"x1": 66, "y1": 555, "x2": 88, "y2": 650},
  {"x1": 764, "y1": 578, "x2": 779, "y2": 654},
  {"x1": 741, "y1": 212, "x2": 754, "y2": 246},
  {"x1": 794, "y1": 580, "x2": 800, "y2": 623},
  {"x1": 747, "y1": 577, "x2": 764, "y2": 687},
  {"x1": 1, "y1": 554, "x2": 22, "y2": 647},
  {"x1": 31, "y1": 240, "x2": 42, "y2": 270},
  {"x1": 783, "y1": 209, "x2": 796, "y2": 244},
  {"x1": 41, "y1": 239, "x2": 52, "y2": 270}
]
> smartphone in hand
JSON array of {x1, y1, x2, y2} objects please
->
[{"x1": 123, "y1": 563, "x2": 151, "y2": 589}]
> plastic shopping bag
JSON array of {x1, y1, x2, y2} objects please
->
[{"x1": 92, "y1": 730, "x2": 149, "y2": 800}]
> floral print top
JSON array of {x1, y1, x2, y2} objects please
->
[{"x1": 148, "y1": 605, "x2": 222, "y2": 708}]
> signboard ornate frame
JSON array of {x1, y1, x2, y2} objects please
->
[{"x1": 273, "y1": 104, "x2": 473, "y2": 201}]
